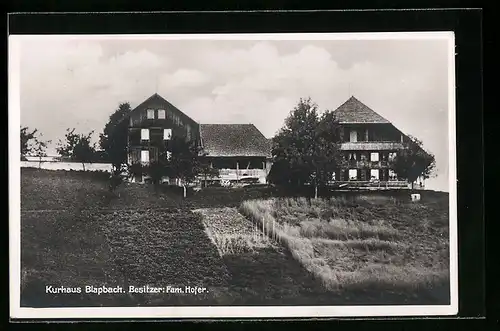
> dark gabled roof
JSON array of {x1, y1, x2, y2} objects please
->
[
  {"x1": 119, "y1": 93, "x2": 197, "y2": 126},
  {"x1": 332, "y1": 96, "x2": 391, "y2": 124},
  {"x1": 199, "y1": 124, "x2": 271, "y2": 157}
]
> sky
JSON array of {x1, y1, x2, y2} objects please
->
[{"x1": 15, "y1": 34, "x2": 453, "y2": 191}]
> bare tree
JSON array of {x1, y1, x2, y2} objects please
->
[
  {"x1": 56, "y1": 128, "x2": 96, "y2": 171},
  {"x1": 32, "y1": 134, "x2": 51, "y2": 169}
]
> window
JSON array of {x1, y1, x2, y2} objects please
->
[
  {"x1": 147, "y1": 109, "x2": 155, "y2": 119},
  {"x1": 388, "y1": 152, "x2": 397, "y2": 161},
  {"x1": 141, "y1": 129, "x2": 149, "y2": 140},
  {"x1": 166, "y1": 151, "x2": 172, "y2": 160},
  {"x1": 164, "y1": 128, "x2": 172, "y2": 140},
  {"x1": 360, "y1": 153, "x2": 367, "y2": 161},
  {"x1": 370, "y1": 169, "x2": 380, "y2": 180},
  {"x1": 349, "y1": 130, "x2": 358, "y2": 142},
  {"x1": 158, "y1": 109, "x2": 166, "y2": 119},
  {"x1": 370, "y1": 152, "x2": 379, "y2": 162},
  {"x1": 349, "y1": 169, "x2": 358, "y2": 180},
  {"x1": 141, "y1": 150, "x2": 149, "y2": 163}
]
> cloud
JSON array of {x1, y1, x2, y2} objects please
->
[
  {"x1": 160, "y1": 68, "x2": 209, "y2": 89},
  {"x1": 19, "y1": 40, "x2": 170, "y2": 148}
]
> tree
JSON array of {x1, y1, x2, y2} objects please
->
[
  {"x1": 390, "y1": 135, "x2": 436, "y2": 190},
  {"x1": 20, "y1": 126, "x2": 38, "y2": 160},
  {"x1": 99, "y1": 102, "x2": 131, "y2": 173},
  {"x1": 143, "y1": 136, "x2": 206, "y2": 198},
  {"x1": 197, "y1": 155, "x2": 220, "y2": 188},
  {"x1": 147, "y1": 160, "x2": 168, "y2": 194},
  {"x1": 310, "y1": 110, "x2": 343, "y2": 196},
  {"x1": 167, "y1": 137, "x2": 203, "y2": 198},
  {"x1": 32, "y1": 134, "x2": 51, "y2": 169},
  {"x1": 56, "y1": 128, "x2": 96, "y2": 171},
  {"x1": 270, "y1": 98, "x2": 342, "y2": 198},
  {"x1": 128, "y1": 162, "x2": 144, "y2": 182}
]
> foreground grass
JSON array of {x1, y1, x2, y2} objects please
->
[
  {"x1": 21, "y1": 169, "x2": 118, "y2": 306},
  {"x1": 98, "y1": 209, "x2": 231, "y2": 306},
  {"x1": 240, "y1": 196, "x2": 450, "y2": 304},
  {"x1": 194, "y1": 208, "x2": 348, "y2": 305},
  {"x1": 20, "y1": 169, "x2": 231, "y2": 306},
  {"x1": 20, "y1": 168, "x2": 450, "y2": 306},
  {"x1": 21, "y1": 168, "x2": 113, "y2": 210},
  {"x1": 21, "y1": 169, "x2": 339, "y2": 306}
]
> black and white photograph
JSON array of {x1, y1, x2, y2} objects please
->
[{"x1": 9, "y1": 32, "x2": 457, "y2": 319}]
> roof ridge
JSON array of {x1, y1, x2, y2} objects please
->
[
  {"x1": 199, "y1": 123, "x2": 256, "y2": 125},
  {"x1": 126, "y1": 92, "x2": 198, "y2": 125},
  {"x1": 332, "y1": 96, "x2": 391, "y2": 124}
]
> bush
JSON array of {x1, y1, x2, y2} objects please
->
[
  {"x1": 109, "y1": 170, "x2": 124, "y2": 192},
  {"x1": 128, "y1": 162, "x2": 144, "y2": 179}
]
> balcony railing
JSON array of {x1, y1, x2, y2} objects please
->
[
  {"x1": 340, "y1": 142, "x2": 403, "y2": 151},
  {"x1": 345, "y1": 160, "x2": 391, "y2": 168},
  {"x1": 218, "y1": 168, "x2": 265, "y2": 178},
  {"x1": 335, "y1": 180, "x2": 409, "y2": 188}
]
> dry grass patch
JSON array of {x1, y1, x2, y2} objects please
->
[
  {"x1": 210, "y1": 233, "x2": 271, "y2": 256},
  {"x1": 240, "y1": 196, "x2": 450, "y2": 297},
  {"x1": 298, "y1": 218, "x2": 400, "y2": 241},
  {"x1": 194, "y1": 207, "x2": 273, "y2": 256}
]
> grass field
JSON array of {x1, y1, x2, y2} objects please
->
[
  {"x1": 19, "y1": 168, "x2": 450, "y2": 306},
  {"x1": 239, "y1": 195, "x2": 450, "y2": 304},
  {"x1": 20, "y1": 169, "x2": 230, "y2": 306}
]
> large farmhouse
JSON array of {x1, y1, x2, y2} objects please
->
[
  {"x1": 332, "y1": 96, "x2": 425, "y2": 189},
  {"x1": 126, "y1": 93, "x2": 271, "y2": 184}
]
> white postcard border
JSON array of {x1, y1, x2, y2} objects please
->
[{"x1": 9, "y1": 31, "x2": 458, "y2": 319}]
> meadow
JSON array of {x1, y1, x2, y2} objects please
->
[
  {"x1": 239, "y1": 195, "x2": 450, "y2": 303},
  {"x1": 20, "y1": 168, "x2": 228, "y2": 306},
  {"x1": 19, "y1": 168, "x2": 450, "y2": 306}
]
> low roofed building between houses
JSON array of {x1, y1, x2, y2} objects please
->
[{"x1": 199, "y1": 124, "x2": 273, "y2": 185}]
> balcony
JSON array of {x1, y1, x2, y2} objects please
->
[{"x1": 340, "y1": 142, "x2": 403, "y2": 151}]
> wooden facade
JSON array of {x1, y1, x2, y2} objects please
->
[
  {"x1": 126, "y1": 93, "x2": 200, "y2": 182},
  {"x1": 332, "y1": 96, "x2": 424, "y2": 189}
]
